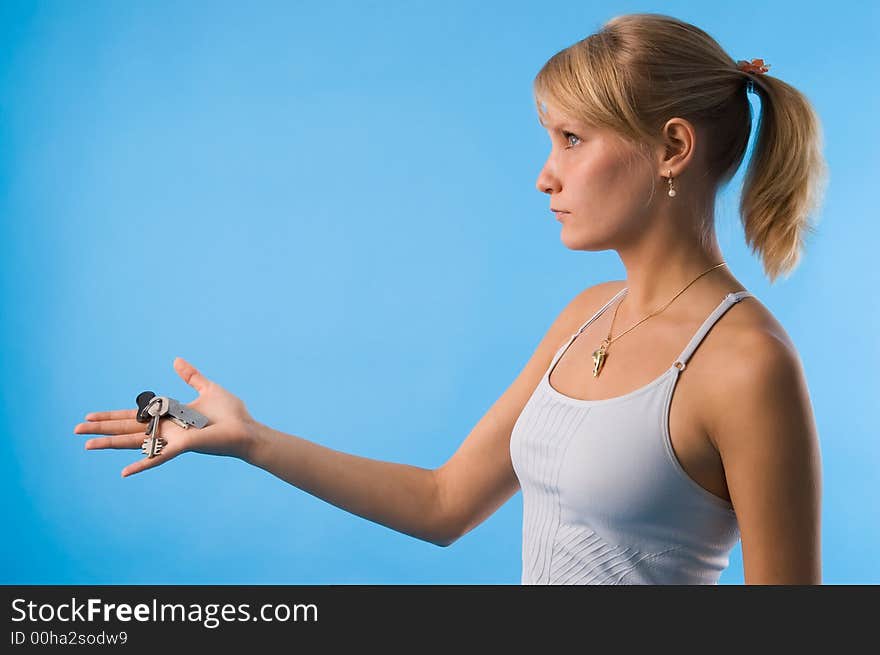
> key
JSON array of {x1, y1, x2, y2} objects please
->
[
  {"x1": 151, "y1": 396, "x2": 188, "y2": 429},
  {"x1": 141, "y1": 414, "x2": 167, "y2": 458},
  {"x1": 134, "y1": 390, "x2": 210, "y2": 459},
  {"x1": 143, "y1": 395, "x2": 209, "y2": 430},
  {"x1": 164, "y1": 397, "x2": 209, "y2": 429},
  {"x1": 135, "y1": 392, "x2": 209, "y2": 430},
  {"x1": 141, "y1": 397, "x2": 169, "y2": 458},
  {"x1": 141, "y1": 397, "x2": 168, "y2": 457}
]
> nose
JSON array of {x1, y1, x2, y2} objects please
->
[{"x1": 535, "y1": 158, "x2": 560, "y2": 195}]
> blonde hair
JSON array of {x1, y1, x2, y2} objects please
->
[{"x1": 533, "y1": 13, "x2": 829, "y2": 283}]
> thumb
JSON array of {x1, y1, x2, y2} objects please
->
[{"x1": 173, "y1": 357, "x2": 210, "y2": 394}]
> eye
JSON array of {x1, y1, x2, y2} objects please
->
[{"x1": 563, "y1": 131, "x2": 582, "y2": 148}]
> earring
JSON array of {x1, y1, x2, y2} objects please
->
[{"x1": 667, "y1": 169, "x2": 676, "y2": 197}]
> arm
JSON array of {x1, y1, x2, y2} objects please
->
[
  {"x1": 79, "y1": 287, "x2": 618, "y2": 549},
  {"x1": 708, "y1": 332, "x2": 823, "y2": 584},
  {"x1": 433, "y1": 281, "x2": 624, "y2": 544},
  {"x1": 78, "y1": 360, "x2": 453, "y2": 546},
  {"x1": 245, "y1": 281, "x2": 620, "y2": 548},
  {"x1": 244, "y1": 422, "x2": 451, "y2": 546}
]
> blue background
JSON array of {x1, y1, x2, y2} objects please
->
[{"x1": 2, "y1": 0, "x2": 877, "y2": 584}]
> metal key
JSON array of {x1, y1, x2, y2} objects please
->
[
  {"x1": 135, "y1": 391, "x2": 209, "y2": 430},
  {"x1": 141, "y1": 397, "x2": 169, "y2": 458},
  {"x1": 163, "y1": 397, "x2": 209, "y2": 429}
]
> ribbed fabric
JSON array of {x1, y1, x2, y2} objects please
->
[{"x1": 509, "y1": 288, "x2": 753, "y2": 585}]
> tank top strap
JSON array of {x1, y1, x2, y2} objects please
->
[
  {"x1": 574, "y1": 286, "x2": 629, "y2": 336},
  {"x1": 548, "y1": 286, "x2": 629, "y2": 370},
  {"x1": 672, "y1": 290, "x2": 754, "y2": 371}
]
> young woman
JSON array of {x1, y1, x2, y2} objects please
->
[{"x1": 74, "y1": 13, "x2": 826, "y2": 585}]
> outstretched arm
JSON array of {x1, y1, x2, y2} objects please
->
[
  {"x1": 75, "y1": 357, "x2": 452, "y2": 547},
  {"x1": 244, "y1": 422, "x2": 448, "y2": 545},
  {"x1": 74, "y1": 282, "x2": 617, "y2": 551}
]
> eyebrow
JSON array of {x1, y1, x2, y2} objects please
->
[{"x1": 538, "y1": 116, "x2": 580, "y2": 131}]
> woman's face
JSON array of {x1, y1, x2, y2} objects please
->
[{"x1": 535, "y1": 107, "x2": 659, "y2": 251}]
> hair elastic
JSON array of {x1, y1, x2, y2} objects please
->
[{"x1": 736, "y1": 58, "x2": 770, "y2": 94}]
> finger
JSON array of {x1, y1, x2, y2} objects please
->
[
  {"x1": 74, "y1": 417, "x2": 144, "y2": 435},
  {"x1": 121, "y1": 447, "x2": 181, "y2": 478},
  {"x1": 174, "y1": 357, "x2": 211, "y2": 394},
  {"x1": 83, "y1": 409, "x2": 138, "y2": 421},
  {"x1": 84, "y1": 433, "x2": 145, "y2": 450}
]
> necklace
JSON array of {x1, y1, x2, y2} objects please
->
[{"x1": 591, "y1": 261, "x2": 728, "y2": 378}]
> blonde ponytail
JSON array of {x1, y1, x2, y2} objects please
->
[{"x1": 738, "y1": 72, "x2": 829, "y2": 282}]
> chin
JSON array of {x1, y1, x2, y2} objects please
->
[{"x1": 559, "y1": 224, "x2": 614, "y2": 252}]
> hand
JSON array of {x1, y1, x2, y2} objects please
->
[{"x1": 74, "y1": 357, "x2": 258, "y2": 478}]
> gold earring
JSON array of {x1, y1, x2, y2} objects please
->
[{"x1": 667, "y1": 170, "x2": 676, "y2": 197}]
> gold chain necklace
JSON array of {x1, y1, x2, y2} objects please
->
[{"x1": 591, "y1": 261, "x2": 728, "y2": 378}]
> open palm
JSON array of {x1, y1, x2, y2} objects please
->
[{"x1": 74, "y1": 357, "x2": 257, "y2": 477}]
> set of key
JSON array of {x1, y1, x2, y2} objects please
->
[{"x1": 135, "y1": 391, "x2": 210, "y2": 458}]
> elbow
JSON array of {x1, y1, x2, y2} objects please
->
[
  {"x1": 429, "y1": 470, "x2": 461, "y2": 548},
  {"x1": 432, "y1": 533, "x2": 459, "y2": 548},
  {"x1": 427, "y1": 520, "x2": 461, "y2": 547}
]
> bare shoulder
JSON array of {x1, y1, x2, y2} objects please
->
[
  {"x1": 702, "y1": 295, "x2": 811, "y2": 448},
  {"x1": 701, "y1": 296, "x2": 821, "y2": 583},
  {"x1": 700, "y1": 293, "x2": 799, "y2": 365},
  {"x1": 562, "y1": 279, "x2": 628, "y2": 332},
  {"x1": 526, "y1": 278, "x2": 628, "y2": 371},
  {"x1": 717, "y1": 295, "x2": 800, "y2": 366}
]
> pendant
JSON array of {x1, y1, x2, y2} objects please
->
[{"x1": 592, "y1": 340, "x2": 609, "y2": 377}]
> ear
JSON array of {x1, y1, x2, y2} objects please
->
[{"x1": 658, "y1": 117, "x2": 698, "y2": 178}]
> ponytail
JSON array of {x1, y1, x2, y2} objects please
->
[{"x1": 739, "y1": 74, "x2": 829, "y2": 283}]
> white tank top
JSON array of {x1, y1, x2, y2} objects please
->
[{"x1": 510, "y1": 288, "x2": 754, "y2": 584}]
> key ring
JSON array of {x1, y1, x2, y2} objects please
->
[{"x1": 137, "y1": 398, "x2": 158, "y2": 422}]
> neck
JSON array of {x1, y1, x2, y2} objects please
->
[{"x1": 616, "y1": 224, "x2": 733, "y2": 318}]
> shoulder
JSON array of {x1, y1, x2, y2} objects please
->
[
  {"x1": 717, "y1": 296, "x2": 802, "y2": 385},
  {"x1": 701, "y1": 299, "x2": 822, "y2": 583},
  {"x1": 542, "y1": 279, "x2": 627, "y2": 355},
  {"x1": 699, "y1": 293, "x2": 799, "y2": 376},
  {"x1": 726, "y1": 327, "x2": 805, "y2": 402},
  {"x1": 567, "y1": 279, "x2": 627, "y2": 321},
  {"x1": 703, "y1": 298, "x2": 812, "y2": 452}
]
